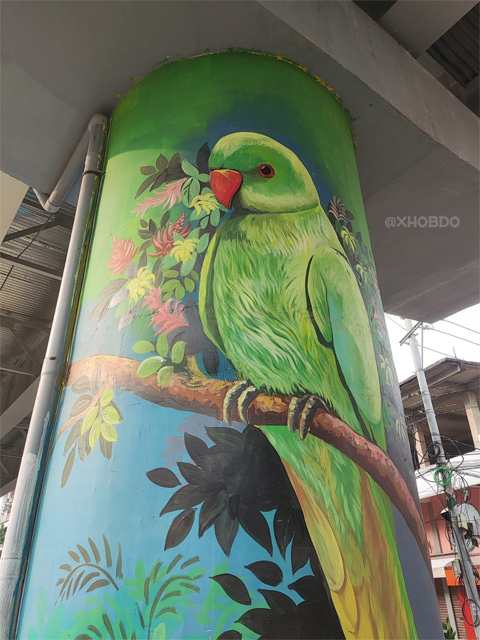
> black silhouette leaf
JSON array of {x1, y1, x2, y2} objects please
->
[
  {"x1": 77, "y1": 545, "x2": 91, "y2": 564},
  {"x1": 215, "y1": 509, "x2": 239, "y2": 555},
  {"x1": 291, "y1": 530, "x2": 311, "y2": 574},
  {"x1": 61, "y1": 449, "x2": 76, "y2": 488},
  {"x1": 160, "y1": 484, "x2": 211, "y2": 516},
  {"x1": 211, "y1": 574, "x2": 251, "y2": 605},
  {"x1": 184, "y1": 433, "x2": 210, "y2": 467},
  {"x1": 258, "y1": 589, "x2": 296, "y2": 613},
  {"x1": 151, "y1": 173, "x2": 167, "y2": 192},
  {"x1": 196, "y1": 143, "x2": 211, "y2": 174},
  {"x1": 87, "y1": 579, "x2": 110, "y2": 593},
  {"x1": 165, "y1": 508, "x2": 195, "y2": 550},
  {"x1": 199, "y1": 493, "x2": 227, "y2": 537},
  {"x1": 177, "y1": 462, "x2": 215, "y2": 487},
  {"x1": 273, "y1": 508, "x2": 296, "y2": 559},
  {"x1": 217, "y1": 631, "x2": 241, "y2": 640},
  {"x1": 68, "y1": 550, "x2": 80, "y2": 563},
  {"x1": 60, "y1": 564, "x2": 72, "y2": 572},
  {"x1": 205, "y1": 426, "x2": 244, "y2": 447},
  {"x1": 168, "y1": 153, "x2": 181, "y2": 173},
  {"x1": 238, "y1": 507, "x2": 273, "y2": 555},
  {"x1": 245, "y1": 561, "x2": 283, "y2": 587},
  {"x1": 135, "y1": 174, "x2": 157, "y2": 199},
  {"x1": 228, "y1": 495, "x2": 240, "y2": 520},
  {"x1": 236, "y1": 609, "x2": 276, "y2": 635},
  {"x1": 156, "y1": 154, "x2": 168, "y2": 172},
  {"x1": 288, "y1": 575, "x2": 325, "y2": 603},
  {"x1": 147, "y1": 467, "x2": 181, "y2": 488},
  {"x1": 140, "y1": 166, "x2": 156, "y2": 176}
]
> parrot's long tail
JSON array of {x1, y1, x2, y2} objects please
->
[{"x1": 261, "y1": 426, "x2": 418, "y2": 640}]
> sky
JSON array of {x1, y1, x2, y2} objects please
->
[{"x1": 385, "y1": 303, "x2": 480, "y2": 383}]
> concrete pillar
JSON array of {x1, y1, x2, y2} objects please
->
[{"x1": 463, "y1": 390, "x2": 480, "y2": 449}]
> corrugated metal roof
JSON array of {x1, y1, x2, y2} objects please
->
[
  {"x1": 427, "y1": 3, "x2": 479, "y2": 87},
  {"x1": 0, "y1": 188, "x2": 74, "y2": 489}
]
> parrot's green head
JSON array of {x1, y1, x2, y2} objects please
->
[{"x1": 209, "y1": 132, "x2": 320, "y2": 214}]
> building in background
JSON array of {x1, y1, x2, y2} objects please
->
[{"x1": 402, "y1": 359, "x2": 480, "y2": 638}]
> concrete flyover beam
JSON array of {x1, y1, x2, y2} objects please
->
[{"x1": 378, "y1": 0, "x2": 478, "y2": 58}]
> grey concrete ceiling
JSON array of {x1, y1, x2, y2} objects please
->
[{"x1": 1, "y1": 0, "x2": 479, "y2": 322}]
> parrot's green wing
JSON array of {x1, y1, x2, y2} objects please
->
[
  {"x1": 198, "y1": 229, "x2": 226, "y2": 354},
  {"x1": 307, "y1": 245, "x2": 383, "y2": 446}
]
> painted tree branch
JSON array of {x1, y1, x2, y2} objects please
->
[{"x1": 65, "y1": 354, "x2": 430, "y2": 568}]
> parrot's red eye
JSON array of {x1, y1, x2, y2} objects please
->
[{"x1": 258, "y1": 164, "x2": 275, "y2": 178}]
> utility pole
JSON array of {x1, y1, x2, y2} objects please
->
[{"x1": 403, "y1": 318, "x2": 480, "y2": 638}]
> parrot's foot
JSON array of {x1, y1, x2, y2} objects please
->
[
  {"x1": 288, "y1": 394, "x2": 329, "y2": 440},
  {"x1": 223, "y1": 380, "x2": 260, "y2": 425}
]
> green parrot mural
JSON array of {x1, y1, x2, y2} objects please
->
[{"x1": 200, "y1": 132, "x2": 416, "y2": 639}]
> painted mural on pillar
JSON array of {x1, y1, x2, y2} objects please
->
[{"x1": 17, "y1": 52, "x2": 434, "y2": 640}]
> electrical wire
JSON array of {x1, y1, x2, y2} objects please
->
[
  {"x1": 443, "y1": 319, "x2": 480, "y2": 337},
  {"x1": 428, "y1": 327, "x2": 480, "y2": 348}
]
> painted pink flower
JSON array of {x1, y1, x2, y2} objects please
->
[
  {"x1": 149, "y1": 213, "x2": 191, "y2": 258},
  {"x1": 108, "y1": 237, "x2": 138, "y2": 274},
  {"x1": 143, "y1": 286, "x2": 163, "y2": 313},
  {"x1": 151, "y1": 299, "x2": 188, "y2": 335},
  {"x1": 133, "y1": 178, "x2": 187, "y2": 218}
]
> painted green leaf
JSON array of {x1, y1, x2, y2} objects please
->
[
  {"x1": 200, "y1": 216, "x2": 209, "y2": 229},
  {"x1": 152, "y1": 623, "x2": 167, "y2": 640},
  {"x1": 89, "y1": 417, "x2": 102, "y2": 449},
  {"x1": 175, "y1": 284, "x2": 186, "y2": 299},
  {"x1": 197, "y1": 233, "x2": 210, "y2": 253},
  {"x1": 164, "y1": 269, "x2": 179, "y2": 278},
  {"x1": 184, "y1": 277, "x2": 195, "y2": 293},
  {"x1": 100, "y1": 388, "x2": 115, "y2": 408},
  {"x1": 162, "y1": 279, "x2": 180, "y2": 293},
  {"x1": 156, "y1": 332, "x2": 169, "y2": 357},
  {"x1": 101, "y1": 421, "x2": 119, "y2": 442},
  {"x1": 157, "y1": 365, "x2": 174, "y2": 387},
  {"x1": 211, "y1": 209, "x2": 221, "y2": 226},
  {"x1": 181, "y1": 160, "x2": 199, "y2": 178},
  {"x1": 137, "y1": 356, "x2": 165, "y2": 378},
  {"x1": 81, "y1": 406, "x2": 99, "y2": 434},
  {"x1": 188, "y1": 178, "x2": 200, "y2": 202},
  {"x1": 102, "y1": 406, "x2": 121, "y2": 425},
  {"x1": 180, "y1": 259, "x2": 195, "y2": 278},
  {"x1": 132, "y1": 340, "x2": 155, "y2": 354},
  {"x1": 171, "y1": 341, "x2": 186, "y2": 364},
  {"x1": 198, "y1": 173, "x2": 210, "y2": 183},
  {"x1": 190, "y1": 270, "x2": 199, "y2": 282}
]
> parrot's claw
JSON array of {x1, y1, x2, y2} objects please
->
[
  {"x1": 223, "y1": 380, "x2": 260, "y2": 425},
  {"x1": 288, "y1": 394, "x2": 329, "y2": 440}
]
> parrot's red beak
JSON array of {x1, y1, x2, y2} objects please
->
[{"x1": 210, "y1": 169, "x2": 242, "y2": 209}]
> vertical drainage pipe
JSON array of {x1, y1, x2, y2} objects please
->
[{"x1": 0, "y1": 114, "x2": 108, "y2": 639}]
